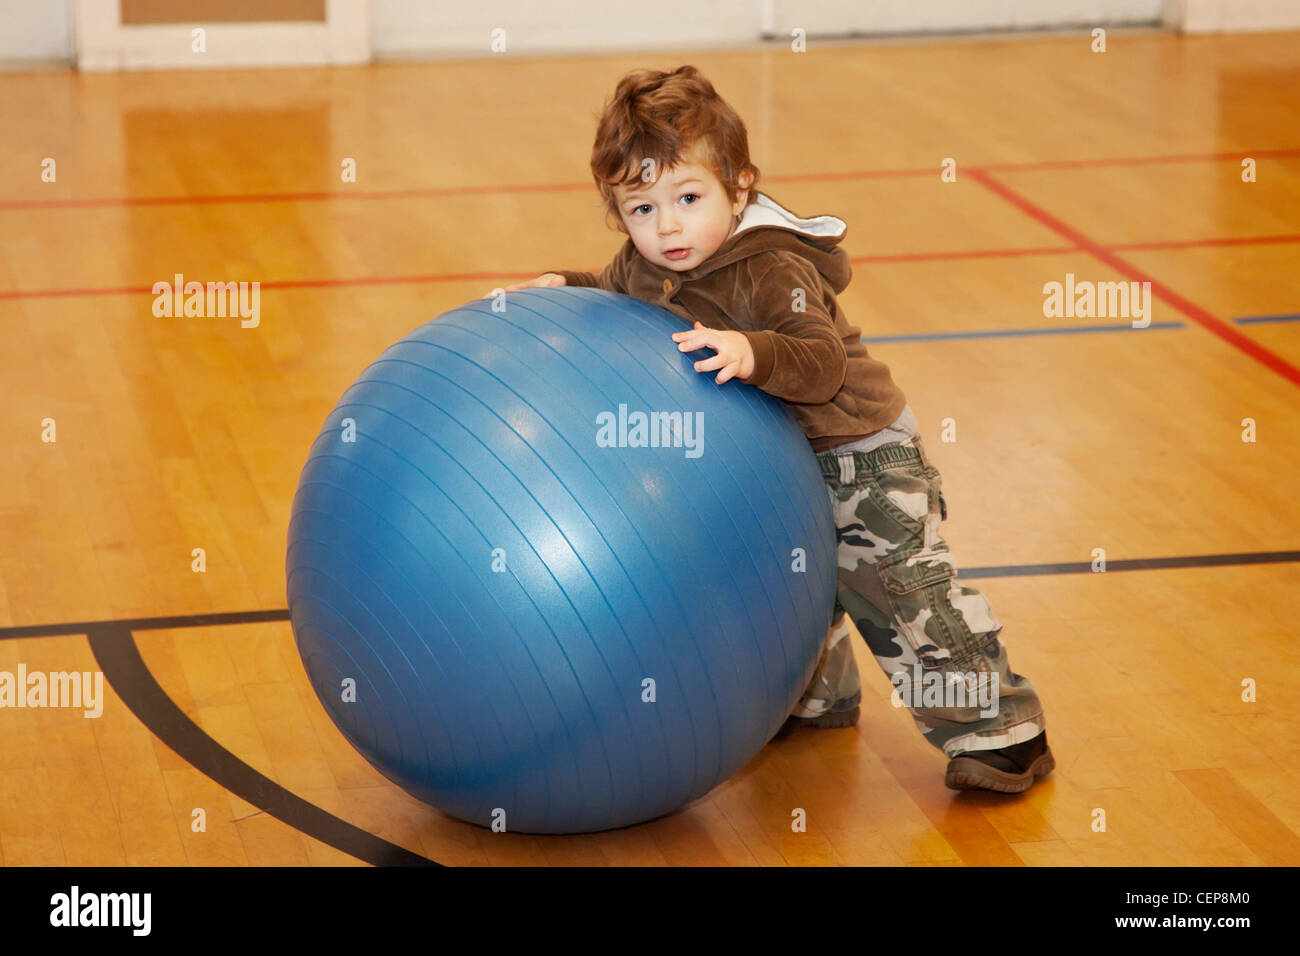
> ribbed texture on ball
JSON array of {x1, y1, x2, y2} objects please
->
[{"x1": 286, "y1": 287, "x2": 837, "y2": 834}]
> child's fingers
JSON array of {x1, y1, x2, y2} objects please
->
[
  {"x1": 482, "y1": 279, "x2": 548, "y2": 297},
  {"x1": 676, "y1": 331, "x2": 719, "y2": 352},
  {"x1": 671, "y1": 322, "x2": 712, "y2": 342},
  {"x1": 714, "y1": 361, "x2": 740, "y2": 385},
  {"x1": 693, "y1": 353, "x2": 732, "y2": 373}
]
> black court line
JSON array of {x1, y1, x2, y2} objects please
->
[
  {"x1": 3, "y1": 546, "x2": 1296, "y2": 866},
  {"x1": 2, "y1": 549, "x2": 1296, "y2": 641},
  {"x1": 85, "y1": 623, "x2": 438, "y2": 867},
  {"x1": 958, "y1": 549, "x2": 1300, "y2": 579},
  {"x1": 0, "y1": 608, "x2": 291, "y2": 640}
]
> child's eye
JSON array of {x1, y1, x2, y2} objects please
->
[{"x1": 630, "y1": 194, "x2": 696, "y2": 216}]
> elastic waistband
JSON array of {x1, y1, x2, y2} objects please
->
[{"x1": 816, "y1": 439, "x2": 923, "y2": 483}]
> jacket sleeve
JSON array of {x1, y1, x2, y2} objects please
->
[
  {"x1": 738, "y1": 252, "x2": 848, "y2": 404},
  {"x1": 547, "y1": 247, "x2": 629, "y2": 294},
  {"x1": 551, "y1": 269, "x2": 598, "y2": 288}
]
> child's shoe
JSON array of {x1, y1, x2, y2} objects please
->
[
  {"x1": 945, "y1": 731, "x2": 1055, "y2": 793},
  {"x1": 774, "y1": 694, "x2": 861, "y2": 738}
]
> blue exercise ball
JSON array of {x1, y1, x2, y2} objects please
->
[{"x1": 286, "y1": 287, "x2": 837, "y2": 835}]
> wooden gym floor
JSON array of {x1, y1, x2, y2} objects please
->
[{"x1": 1, "y1": 28, "x2": 1298, "y2": 866}]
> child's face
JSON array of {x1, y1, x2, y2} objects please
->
[{"x1": 614, "y1": 155, "x2": 752, "y2": 272}]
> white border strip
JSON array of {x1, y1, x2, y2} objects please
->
[
  {"x1": 1164, "y1": 0, "x2": 1300, "y2": 31},
  {"x1": 75, "y1": 0, "x2": 370, "y2": 71}
]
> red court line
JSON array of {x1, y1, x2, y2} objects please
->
[
  {"x1": 0, "y1": 273, "x2": 515, "y2": 301},
  {"x1": 2, "y1": 233, "x2": 1297, "y2": 302},
  {"x1": 1112, "y1": 233, "x2": 1300, "y2": 252},
  {"x1": 259, "y1": 272, "x2": 508, "y2": 290},
  {"x1": 3, "y1": 147, "x2": 1297, "y2": 212},
  {"x1": 981, "y1": 148, "x2": 1300, "y2": 174},
  {"x1": 856, "y1": 245, "x2": 1080, "y2": 264},
  {"x1": 767, "y1": 167, "x2": 936, "y2": 183},
  {"x1": 0, "y1": 284, "x2": 153, "y2": 301},
  {"x1": 0, "y1": 181, "x2": 589, "y2": 212},
  {"x1": 967, "y1": 168, "x2": 1300, "y2": 389}
]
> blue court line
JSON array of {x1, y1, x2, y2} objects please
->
[
  {"x1": 865, "y1": 311, "x2": 1300, "y2": 343},
  {"x1": 861, "y1": 320, "x2": 1184, "y2": 344},
  {"x1": 1235, "y1": 313, "x2": 1300, "y2": 324}
]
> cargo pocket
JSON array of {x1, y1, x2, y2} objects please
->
[
  {"x1": 863, "y1": 461, "x2": 943, "y2": 552},
  {"x1": 868, "y1": 462, "x2": 958, "y2": 667}
]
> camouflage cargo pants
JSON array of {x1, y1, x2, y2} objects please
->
[{"x1": 791, "y1": 435, "x2": 1046, "y2": 757}]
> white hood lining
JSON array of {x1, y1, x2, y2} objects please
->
[{"x1": 732, "y1": 192, "x2": 846, "y2": 239}]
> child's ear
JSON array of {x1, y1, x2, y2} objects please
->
[{"x1": 733, "y1": 171, "x2": 755, "y2": 214}]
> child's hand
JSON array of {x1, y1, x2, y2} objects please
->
[
  {"x1": 671, "y1": 321, "x2": 755, "y2": 385},
  {"x1": 481, "y1": 273, "x2": 565, "y2": 298}
]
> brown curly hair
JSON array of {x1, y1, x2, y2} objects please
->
[{"x1": 587, "y1": 65, "x2": 761, "y2": 234}]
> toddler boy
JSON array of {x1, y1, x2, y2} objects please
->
[{"x1": 487, "y1": 65, "x2": 1054, "y2": 793}]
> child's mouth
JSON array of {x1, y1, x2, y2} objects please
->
[{"x1": 665, "y1": 248, "x2": 691, "y2": 260}]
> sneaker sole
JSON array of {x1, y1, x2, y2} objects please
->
[
  {"x1": 775, "y1": 705, "x2": 860, "y2": 738},
  {"x1": 944, "y1": 749, "x2": 1056, "y2": 793}
]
